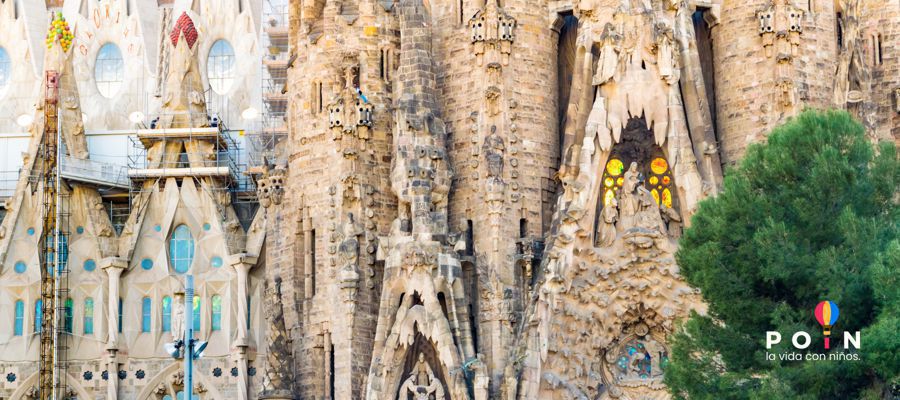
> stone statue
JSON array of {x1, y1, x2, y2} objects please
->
[
  {"x1": 482, "y1": 125, "x2": 505, "y2": 179},
  {"x1": 660, "y1": 204, "x2": 682, "y2": 238},
  {"x1": 259, "y1": 276, "x2": 295, "y2": 399},
  {"x1": 618, "y1": 162, "x2": 640, "y2": 230},
  {"x1": 597, "y1": 197, "x2": 618, "y2": 247},
  {"x1": 171, "y1": 297, "x2": 185, "y2": 343},
  {"x1": 634, "y1": 186, "x2": 665, "y2": 233},
  {"x1": 399, "y1": 353, "x2": 445, "y2": 400}
]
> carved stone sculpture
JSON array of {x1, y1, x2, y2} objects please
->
[
  {"x1": 597, "y1": 197, "x2": 618, "y2": 247},
  {"x1": 259, "y1": 276, "x2": 295, "y2": 399},
  {"x1": 482, "y1": 125, "x2": 505, "y2": 180}
]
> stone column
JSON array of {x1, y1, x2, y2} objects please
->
[
  {"x1": 302, "y1": 207, "x2": 313, "y2": 325},
  {"x1": 229, "y1": 253, "x2": 257, "y2": 400},
  {"x1": 100, "y1": 257, "x2": 126, "y2": 400}
]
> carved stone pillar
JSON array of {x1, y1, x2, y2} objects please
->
[
  {"x1": 259, "y1": 277, "x2": 295, "y2": 400},
  {"x1": 100, "y1": 258, "x2": 126, "y2": 350},
  {"x1": 100, "y1": 257, "x2": 126, "y2": 400},
  {"x1": 229, "y1": 253, "x2": 257, "y2": 400}
]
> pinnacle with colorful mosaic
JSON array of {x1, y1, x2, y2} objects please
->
[{"x1": 46, "y1": 12, "x2": 74, "y2": 52}]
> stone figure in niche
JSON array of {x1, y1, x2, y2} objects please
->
[
  {"x1": 660, "y1": 204, "x2": 682, "y2": 238},
  {"x1": 597, "y1": 197, "x2": 618, "y2": 247},
  {"x1": 338, "y1": 213, "x2": 363, "y2": 307},
  {"x1": 594, "y1": 23, "x2": 621, "y2": 86},
  {"x1": 399, "y1": 353, "x2": 445, "y2": 400},
  {"x1": 618, "y1": 162, "x2": 640, "y2": 230},
  {"x1": 483, "y1": 125, "x2": 505, "y2": 180},
  {"x1": 171, "y1": 298, "x2": 184, "y2": 343},
  {"x1": 634, "y1": 185, "x2": 664, "y2": 233}
]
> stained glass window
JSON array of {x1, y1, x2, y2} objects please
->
[
  {"x1": 34, "y1": 300, "x2": 42, "y2": 333},
  {"x1": 648, "y1": 157, "x2": 674, "y2": 208},
  {"x1": 64, "y1": 298, "x2": 73, "y2": 334},
  {"x1": 162, "y1": 296, "x2": 172, "y2": 332},
  {"x1": 211, "y1": 295, "x2": 222, "y2": 331},
  {"x1": 13, "y1": 300, "x2": 23, "y2": 336},
  {"x1": 0, "y1": 47, "x2": 10, "y2": 92},
  {"x1": 84, "y1": 298, "x2": 94, "y2": 335},
  {"x1": 207, "y1": 40, "x2": 235, "y2": 95},
  {"x1": 141, "y1": 297, "x2": 152, "y2": 333},
  {"x1": 95, "y1": 43, "x2": 124, "y2": 98},
  {"x1": 192, "y1": 297, "x2": 200, "y2": 331},
  {"x1": 169, "y1": 225, "x2": 194, "y2": 274}
]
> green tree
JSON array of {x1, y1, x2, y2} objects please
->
[{"x1": 665, "y1": 110, "x2": 899, "y2": 400}]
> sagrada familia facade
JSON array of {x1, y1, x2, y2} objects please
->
[{"x1": 0, "y1": 0, "x2": 896, "y2": 399}]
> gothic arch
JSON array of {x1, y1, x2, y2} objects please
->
[
  {"x1": 9, "y1": 371, "x2": 91, "y2": 400},
  {"x1": 134, "y1": 361, "x2": 225, "y2": 400}
]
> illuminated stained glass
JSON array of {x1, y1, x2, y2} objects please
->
[
  {"x1": 604, "y1": 177, "x2": 614, "y2": 187},
  {"x1": 649, "y1": 176, "x2": 658, "y2": 185},
  {"x1": 604, "y1": 189, "x2": 616, "y2": 206},
  {"x1": 662, "y1": 188, "x2": 673, "y2": 208},
  {"x1": 662, "y1": 175, "x2": 671, "y2": 185},
  {"x1": 650, "y1": 158, "x2": 668, "y2": 174},
  {"x1": 606, "y1": 159, "x2": 624, "y2": 176},
  {"x1": 616, "y1": 177, "x2": 624, "y2": 186},
  {"x1": 651, "y1": 189, "x2": 660, "y2": 205}
]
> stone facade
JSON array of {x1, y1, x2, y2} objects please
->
[{"x1": 0, "y1": 0, "x2": 897, "y2": 400}]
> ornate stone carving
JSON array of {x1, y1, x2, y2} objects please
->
[
  {"x1": 327, "y1": 53, "x2": 373, "y2": 143},
  {"x1": 468, "y1": 0, "x2": 516, "y2": 65},
  {"x1": 399, "y1": 353, "x2": 446, "y2": 400},
  {"x1": 260, "y1": 276, "x2": 295, "y2": 399}
]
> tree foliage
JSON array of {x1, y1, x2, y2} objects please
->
[{"x1": 665, "y1": 110, "x2": 899, "y2": 399}]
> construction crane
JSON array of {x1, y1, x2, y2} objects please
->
[{"x1": 37, "y1": 69, "x2": 66, "y2": 400}]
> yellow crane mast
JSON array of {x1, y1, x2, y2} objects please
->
[{"x1": 37, "y1": 70, "x2": 62, "y2": 400}]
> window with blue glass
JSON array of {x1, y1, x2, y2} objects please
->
[
  {"x1": 0, "y1": 47, "x2": 11, "y2": 93},
  {"x1": 95, "y1": 43, "x2": 124, "y2": 98},
  {"x1": 247, "y1": 295, "x2": 251, "y2": 330},
  {"x1": 13, "y1": 300, "x2": 23, "y2": 336},
  {"x1": 84, "y1": 298, "x2": 94, "y2": 335},
  {"x1": 64, "y1": 298, "x2": 73, "y2": 334},
  {"x1": 192, "y1": 297, "x2": 200, "y2": 331},
  {"x1": 34, "y1": 300, "x2": 42, "y2": 333},
  {"x1": 169, "y1": 225, "x2": 194, "y2": 274},
  {"x1": 162, "y1": 296, "x2": 172, "y2": 332},
  {"x1": 211, "y1": 295, "x2": 222, "y2": 331},
  {"x1": 14, "y1": 261, "x2": 26, "y2": 274},
  {"x1": 44, "y1": 233, "x2": 68, "y2": 274},
  {"x1": 141, "y1": 297, "x2": 152, "y2": 333},
  {"x1": 118, "y1": 297, "x2": 123, "y2": 333}
]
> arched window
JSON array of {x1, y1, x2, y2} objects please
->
[
  {"x1": 45, "y1": 233, "x2": 69, "y2": 274},
  {"x1": 207, "y1": 40, "x2": 235, "y2": 95},
  {"x1": 84, "y1": 298, "x2": 94, "y2": 335},
  {"x1": 162, "y1": 296, "x2": 172, "y2": 332},
  {"x1": 13, "y1": 300, "x2": 24, "y2": 336},
  {"x1": 34, "y1": 300, "x2": 42, "y2": 333},
  {"x1": 211, "y1": 295, "x2": 222, "y2": 331},
  {"x1": 169, "y1": 225, "x2": 195, "y2": 274},
  {"x1": 0, "y1": 47, "x2": 10, "y2": 93},
  {"x1": 599, "y1": 117, "x2": 677, "y2": 211},
  {"x1": 95, "y1": 43, "x2": 124, "y2": 98},
  {"x1": 192, "y1": 297, "x2": 201, "y2": 331},
  {"x1": 64, "y1": 298, "x2": 73, "y2": 334},
  {"x1": 141, "y1": 297, "x2": 152, "y2": 333}
]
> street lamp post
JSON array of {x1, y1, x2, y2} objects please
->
[
  {"x1": 184, "y1": 275, "x2": 194, "y2": 400},
  {"x1": 164, "y1": 275, "x2": 207, "y2": 400}
]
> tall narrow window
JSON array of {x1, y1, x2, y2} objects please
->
[
  {"x1": 192, "y1": 297, "x2": 201, "y2": 331},
  {"x1": 35, "y1": 300, "x2": 42, "y2": 333},
  {"x1": 169, "y1": 225, "x2": 195, "y2": 274},
  {"x1": 118, "y1": 297, "x2": 123, "y2": 333},
  {"x1": 95, "y1": 43, "x2": 124, "y2": 98},
  {"x1": 84, "y1": 298, "x2": 94, "y2": 335},
  {"x1": 246, "y1": 295, "x2": 251, "y2": 330},
  {"x1": 141, "y1": 297, "x2": 152, "y2": 333},
  {"x1": 162, "y1": 296, "x2": 172, "y2": 332},
  {"x1": 0, "y1": 47, "x2": 10, "y2": 94},
  {"x1": 207, "y1": 40, "x2": 235, "y2": 94},
  {"x1": 318, "y1": 82, "x2": 324, "y2": 113},
  {"x1": 64, "y1": 298, "x2": 73, "y2": 334},
  {"x1": 14, "y1": 300, "x2": 24, "y2": 336},
  {"x1": 211, "y1": 295, "x2": 222, "y2": 331}
]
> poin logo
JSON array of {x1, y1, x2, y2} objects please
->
[{"x1": 766, "y1": 300, "x2": 860, "y2": 351}]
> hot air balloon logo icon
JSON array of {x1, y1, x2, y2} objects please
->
[{"x1": 814, "y1": 301, "x2": 839, "y2": 349}]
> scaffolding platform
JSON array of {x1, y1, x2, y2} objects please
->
[
  {"x1": 59, "y1": 156, "x2": 130, "y2": 189},
  {"x1": 134, "y1": 126, "x2": 226, "y2": 148},
  {"x1": 128, "y1": 166, "x2": 231, "y2": 179}
]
